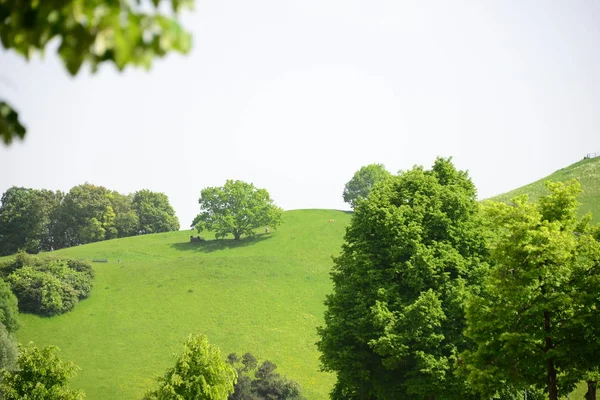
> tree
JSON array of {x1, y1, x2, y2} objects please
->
[
  {"x1": 0, "y1": 278, "x2": 20, "y2": 334},
  {"x1": 0, "y1": 342, "x2": 84, "y2": 399},
  {"x1": 227, "y1": 353, "x2": 305, "y2": 400},
  {"x1": 132, "y1": 189, "x2": 179, "y2": 234},
  {"x1": 0, "y1": 187, "x2": 58, "y2": 255},
  {"x1": 192, "y1": 180, "x2": 283, "y2": 241},
  {"x1": 55, "y1": 183, "x2": 118, "y2": 246},
  {"x1": 144, "y1": 334, "x2": 237, "y2": 400},
  {"x1": 317, "y1": 157, "x2": 489, "y2": 399},
  {"x1": 342, "y1": 163, "x2": 391, "y2": 208},
  {"x1": 0, "y1": 0, "x2": 193, "y2": 145},
  {"x1": 463, "y1": 181, "x2": 600, "y2": 400}
]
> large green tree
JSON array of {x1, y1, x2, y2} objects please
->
[
  {"x1": 342, "y1": 163, "x2": 391, "y2": 208},
  {"x1": 192, "y1": 180, "x2": 283, "y2": 241},
  {"x1": 144, "y1": 334, "x2": 237, "y2": 400},
  {"x1": 0, "y1": 0, "x2": 193, "y2": 145},
  {"x1": 56, "y1": 183, "x2": 117, "y2": 246},
  {"x1": 463, "y1": 181, "x2": 600, "y2": 400},
  {"x1": 317, "y1": 157, "x2": 488, "y2": 399},
  {"x1": 0, "y1": 187, "x2": 59, "y2": 255},
  {"x1": 0, "y1": 342, "x2": 84, "y2": 399},
  {"x1": 132, "y1": 189, "x2": 179, "y2": 234}
]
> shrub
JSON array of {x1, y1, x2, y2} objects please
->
[
  {"x1": 0, "y1": 323, "x2": 17, "y2": 371},
  {"x1": 7, "y1": 267, "x2": 78, "y2": 316},
  {"x1": 1, "y1": 254, "x2": 93, "y2": 317},
  {"x1": 0, "y1": 278, "x2": 19, "y2": 333}
]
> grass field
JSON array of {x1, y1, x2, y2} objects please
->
[
  {"x1": 14, "y1": 209, "x2": 352, "y2": 399},
  {"x1": 490, "y1": 156, "x2": 600, "y2": 222}
]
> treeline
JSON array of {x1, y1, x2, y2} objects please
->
[{"x1": 0, "y1": 183, "x2": 179, "y2": 256}]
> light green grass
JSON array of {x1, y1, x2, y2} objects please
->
[
  {"x1": 490, "y1": 156, "x2": 600, "y2": 222},
  {"x1": 14, "y1": 209, "x2": 352, "y2": 400}
]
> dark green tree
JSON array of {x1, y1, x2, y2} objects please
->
[
  {"x1": 0, "y1": 342, "x2": 84, "y2": 399},
  {"x1": 192, "y1": 180, "x2": 283, "y2": 240},
  {"x1": 463, "y1": 181, "x2": 600, "y2": 400},
  {"x1": 132, "y1": 189, "x2": 179, "y2": 234},
  {"x1": 144, "y1": 334, "x2": 237, "y2": 400},
  {"x1": 317, "y1": 157, "x2": 488, "y2": 399},
  {"x1": 0, "y1": 187, "x2": 59, "y2": 255},
  {"x1": 342, "y1": 163, "x2": 391, "y2": 208},
  {"x1": 0, "y1": 0, "x2": 193, "y2": 145},
  {"x1": 56, "y1": 183, "x2": 116, "y2": 246}
]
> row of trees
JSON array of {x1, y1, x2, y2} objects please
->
[
  {"x1": 0, "y1": 184, "x2": 179, "y2": 256},
  {"x1": 319, "y1": 158, "x2": 600, "y2": 400}
]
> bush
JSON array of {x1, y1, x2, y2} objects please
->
[
  {"x1": 8, "y1": 267, "x2": 78, "y2": 316},
  {"x1": 227, "y1": 353, "x2": 305, "y2": 400},
  {"x1": 0, "y1": 323, "x2": 17, "y2": 371},
  {"x1": 3, "y1": 255, "x2": 93, "y2": 317},
  {"x1": 0, "y1": 278, "x2": 19, "y2": 333}
]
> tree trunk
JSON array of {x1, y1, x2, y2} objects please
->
[
  {"x1": 544, "y1": 311, "x2": 559, "y2": 400},
  {"x1": 234, "y1": 232, "x2": 241, "y2": 240},
  {"x1": 585, "y1": 381, "x2": 597, "y2": 400}
]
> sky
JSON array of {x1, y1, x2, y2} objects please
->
[{"x1": 1, "y1": 0, "x2": 599, "y2": 228}]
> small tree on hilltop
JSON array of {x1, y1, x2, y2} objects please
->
[
  {"x1": 343, "y1": 163, "x2": 391, "y2": 208},
  {"x1": 192, "y1": 180, "x2": 283, "y2": 240}
]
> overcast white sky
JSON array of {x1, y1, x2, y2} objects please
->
[{"x1": 1, "y1": 0, "x2": 599, "y2": 228}]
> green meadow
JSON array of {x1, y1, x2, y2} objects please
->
[{"x1": 15, "y1": 209, "x2": 352, "y2": 399}]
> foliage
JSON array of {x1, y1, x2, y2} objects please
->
[
  {"x1": 3, "y1": 254, "x2": 93, "y2": 316},
  {"x1": 227, "y1": 352, "x2": 305, "y2": 400},
  {"x1": 0, "y1": 187, "x2": 59, "y2": 255},
  {"x1": 463, "y1": 180, "x2": 600, "y2": 400},
  {"x1": 132, "y1": 189, "x2": 180, "y2": 234},
  {"x1": 0, "y1": 0, "x2": 193, "y2": 145},
  {"x1": 0, "y1": 278, "x2": 19, "y2": 334},
  {"x1": 16, "y1": 209, "x2": 349, "y2": 399},
  {"x1": 0, "y1": 184, "x2": 179, "y2": 255},
  {"x1": 0, "y1": 322, "x2": 17, "y2": 371},
  {"x1": 0, "y1": 101, "x2": 25, "y2": 145},
  {"x1": 317, "y1": 157, "x2": 489, "y2": 399},
  {"x1": 193, "y1": 180, "x2": 283, "y2": 240},
  {"x1": 0, "y1": 342, "x2": 84, "y2": 399},
  {"x1": 342, "y1": 163, "x2": 391, "y2": 208},
  {"x1": 144, "y1": 334, "x2": 237, "y2": 400}
]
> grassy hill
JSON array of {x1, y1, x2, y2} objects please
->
[
  {"x1": 489, "y1": 156, "x2": 600, "y2": 222},
  {"x1": 14, "y1": 209, "x2": 352, "y2": 400}
]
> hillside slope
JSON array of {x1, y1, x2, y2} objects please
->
[
  {"x1": 15, "y1": 209, "x2": 352, "y2": 400},
  {"x1": 489, "y1": 156, "x2": 600, "y2": 222}
]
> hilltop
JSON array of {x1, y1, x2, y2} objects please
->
[
  {"x1": 14, "y1": 209, "x2": 352, "y2": 400},
  {"x1": 489, "y1": 156, "x2": 600, "y2": 222}
]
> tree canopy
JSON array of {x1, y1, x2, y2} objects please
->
[
  {"x1": 463, "y1": 180, "x2": 600, "y2": 400},
  {"x1": 192, "y1": 180, "x2": 283, "y2": 240},
  {"x1": 0, "y1": 0, "x2": 194, "y2": 145},
  {"x1": 318, "y1": 157, "x2": 488, "y2": 399},
  {"x1": 144, "y1": 334, "x2": 237, "y2": 400},
  {"x1": 0, "y1": 342, "x2": 84, "y2": 399},
  {"x1": 342, "y1": 163, "x2": 391, "y2": 208},
  {"x1": 132, "y1": 189, "x2": 180, "y2": 234}
]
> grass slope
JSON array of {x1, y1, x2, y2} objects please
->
[
  {"x1": 489, "y1": 156, "x2": 600, "y2": 222},
  {"x1": 15, "y1": 209, "x2": 352, "y2": 400}
]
